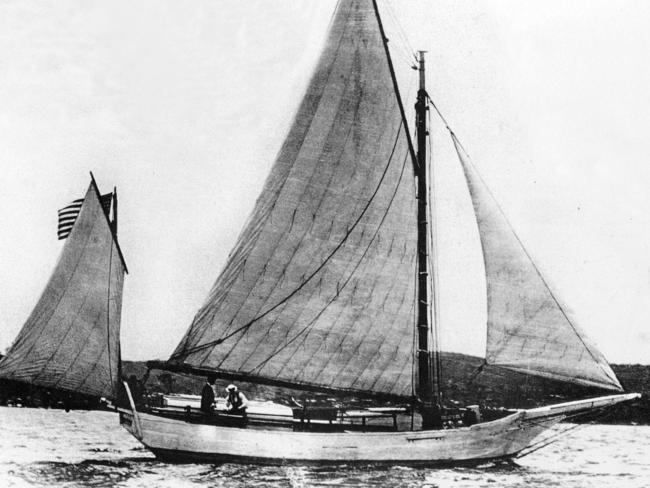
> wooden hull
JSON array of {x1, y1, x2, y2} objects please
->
[{"x1": 119, "y1": 392, "x2": 638, "y2": 465}]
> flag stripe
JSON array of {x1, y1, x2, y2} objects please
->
[
  {"x1": 58, "y1": 216, "x2": 79, "y2": 224},
  {"x1": 58, "y1": 205, "x2": 83, "y2": 213}
]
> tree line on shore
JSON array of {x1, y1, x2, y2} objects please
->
[{"x1": 120, "y1": 353, "x2": 649, "y2": 425}]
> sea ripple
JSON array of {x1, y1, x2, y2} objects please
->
[{"x1": 1, "y1": 407, "x2": 648, "y2": 488}]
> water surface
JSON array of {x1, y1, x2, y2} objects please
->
[{"x1": 1, "y1": 407, "x2": 647, "y2": 487}]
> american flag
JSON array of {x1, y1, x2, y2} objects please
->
[{"x1": 57, "y1": 193, "x2": 113, "y2": 240}]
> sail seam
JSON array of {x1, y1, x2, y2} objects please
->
[
  {"x1": 51, "y1": 310, "x2": 103, "y2": 392},
  {"x1": 31, "y1": 295, "x2": 91, "y2": 386},
  {"x1": 74, "y1": 341, "x2": 109, "y2": 397},
  {"x1": 173, "y1": 117, "x2": 407, "y2": 361},
  {"x1": 333, "y1": 153, "x2": 412, "y2": 390}
]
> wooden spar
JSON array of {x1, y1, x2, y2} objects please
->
[
  {"x1": 371, "y1": 0, "x2": 419, "y2": 171},
  {"x1": 415, "y1": 52, "x2": 441, "y2": 429},
  {"x1": 415, "y1": 52, "x2": 430, "y2": 405},
  {"x1": 105, "y1": 184, "x2": 119, "y2": 397},
  {"x1": 370, "y1": 0, "x2": 440, "y2": 427},
  {"x1": 146, "y1": 360, "x2": 414, "y2": 404},
  {"x1": 107, "y1": 218, "x2": 114, "y2": 396}
]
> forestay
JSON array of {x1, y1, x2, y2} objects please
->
[
  {"x1": 170, "y1": 0, "x2": 419, "y2": 399},
  {"x1": 0, "y1": 182, "x2": 126, "y2": 399},
  {"x1": 453, "y1": 135, "x2": 622, "y2": 391}
]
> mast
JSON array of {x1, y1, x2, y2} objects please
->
[
  {"x1": 415, "y1": 51, "x2": 441, "y2": 429},
  {"x1": 110, "y1": 186, "x2": 118, "y2": 395}
]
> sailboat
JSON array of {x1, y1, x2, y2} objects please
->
[
  {"x1": 119, "y1": 0, "x2": 638, "y2": 464},
  {"x1": 0, "y1": 175, "x2": 127, "y2": 408}
]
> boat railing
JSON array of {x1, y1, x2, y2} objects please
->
[{"x1": 143, "y1": 399, "x2": 415, "y2": 432}]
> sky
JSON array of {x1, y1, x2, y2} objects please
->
[{"x1": 0, "y1": 0, "x2": 648, "y2": 365}]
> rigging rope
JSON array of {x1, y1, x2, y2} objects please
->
[
  {"x1": 516, "y1": 407, "x2": 612, "y2": 458},
  {"x1": 382, "y1": 0, "x2": 418, "y2": 67}
]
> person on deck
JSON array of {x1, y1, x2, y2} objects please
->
[
  {"x1": 201, "y1": 375, "x2": 217, "y2": 414},
  {"x1": 225, "y1": 384, "x2": 248, "y2": 420}
]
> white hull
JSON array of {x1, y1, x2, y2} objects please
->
[{"x1": 119, "y1": 392, "x2": 638, "y2": 465}]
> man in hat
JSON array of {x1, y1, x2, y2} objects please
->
[
  {"x1": 225, "y1": 384, "x2": 248, "y2": 420},
  {"x1": 200, "y1": 374, "x2": 217, "y2": 414}
]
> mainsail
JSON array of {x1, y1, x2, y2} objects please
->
[
  {"x1": 452, "y1": 135, "x2": 622, "y2": 391},
  {"x1": 169, "y1": 0, "x2": 419, "y2": 399},
  {"x1": 0, "y1": 178, "x2": 127, "y2": 400}
]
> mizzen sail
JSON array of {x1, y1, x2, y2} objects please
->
[
  {"x1": 452, "y1": 135, "x2": 622, "y2": 391},
  {"x1": 169, "y1": 0, "x2": 419, "y2": 399},
  {"x1": 0, "y1": 179, "x2": 127, "y2": 400}
]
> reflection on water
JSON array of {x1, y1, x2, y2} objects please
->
[{"x1": 1, "y1": 407, "x2": 648, "y2": 487}]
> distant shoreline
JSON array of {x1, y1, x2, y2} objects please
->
[{"x1": 121, "y1": 354, "x2": 649, "y2": 426}]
